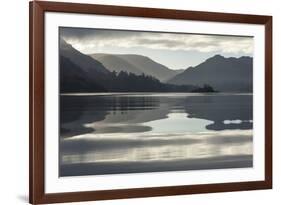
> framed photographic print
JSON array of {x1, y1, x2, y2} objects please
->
[{"x1": 29, "y1": 1, "x2": 272, "y2": 204}]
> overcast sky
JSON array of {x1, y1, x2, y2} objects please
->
[{"x1": 60, "y1": 27, "x2": 253, "y2": 70}]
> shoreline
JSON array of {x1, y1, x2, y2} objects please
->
[{"x1": 60, "y1": 92, "x2": 253, "y2": 96}]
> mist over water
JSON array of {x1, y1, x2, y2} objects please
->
[{"x1": 59, "y1": 93, "x2": 253, "y2": 176}]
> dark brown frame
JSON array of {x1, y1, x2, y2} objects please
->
[{"x1": 29, "y1": 1, "x2": 272, "y2": 204}]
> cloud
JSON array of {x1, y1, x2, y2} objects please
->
[{"x1": 60, "y1": 27, "x2": 253, "y2": 55}]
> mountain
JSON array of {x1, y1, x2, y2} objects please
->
[
  {"x1": 60, "y1": 38, "x2": 112, "y2": 92},
  {"x1": 60, "y1": 39, "x2": 109, "y2": 75},
  {"x1": 90, "y1": 53, "x2": 179, "y2": 82},
  {"x1": 168, "y1": 55, "x2": 253, "y2": 92},
  {"x1": 60, "y1": 56, "x2": 107, "y2": 92},
  {"x1": 59, "y1": 39, "x2": 214, "y2": 93},
  {"x1": 60, "y1": 54, "x2": 199, "y2": 93}
]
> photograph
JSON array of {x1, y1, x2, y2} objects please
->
[
  {"x1": 29, "y1": 2, "x2": 272, "y2": 203},
  {"x1": 59, "y1": 27, "x2": 254, "y2": 177}
]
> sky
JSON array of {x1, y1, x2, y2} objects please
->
[{"x1": 60, "y1": 27, "x2": 254, "y2": 70}]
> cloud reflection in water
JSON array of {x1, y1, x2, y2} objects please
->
[{"x1": 60, "y1": 93, "x2": 253, "y2": 176}]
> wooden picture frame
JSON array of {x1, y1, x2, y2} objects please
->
[{"x1": 29, "y1": 1, "x2": 272, "y2": 204}]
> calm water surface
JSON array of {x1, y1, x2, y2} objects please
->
[{"x1": 59, "y1": 93, "x2": 253, "y2": 176}]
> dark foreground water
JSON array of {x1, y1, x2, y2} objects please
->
[{"x1": 59, "y1": 93, "x2": 253, "y2": 176}]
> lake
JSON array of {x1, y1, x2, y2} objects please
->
[{"x1": 59, "y1": 93, "x2": 253, "y2": 176}]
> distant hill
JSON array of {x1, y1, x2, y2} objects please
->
[
  {"x1": 168, "y1": 55, "x2": 253, "y2": 92},
  {"x1": 174, "y1": 69, "x2": 185, "y2": 74},
  {"x1": 90, "y1": 53, "x2": 179, "y2": 82}
]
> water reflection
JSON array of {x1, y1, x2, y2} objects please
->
[{"x1": 59, "y1": 93, "x2": 253, "y2": 176}]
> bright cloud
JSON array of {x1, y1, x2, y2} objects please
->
[{"x1": 61, "y1": 27, "x2": 253, "y2": 55}]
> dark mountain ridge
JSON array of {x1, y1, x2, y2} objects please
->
[
  {"x1": 168, "y1": 54, "x2": 253, "y2": 92},
  {"x1": 59, "y1": 39, "x2": 210, "y2": 93}
]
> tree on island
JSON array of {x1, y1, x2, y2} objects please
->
[{"x1": 191, "y1": 84, "x2": 216, "y2": 93}]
